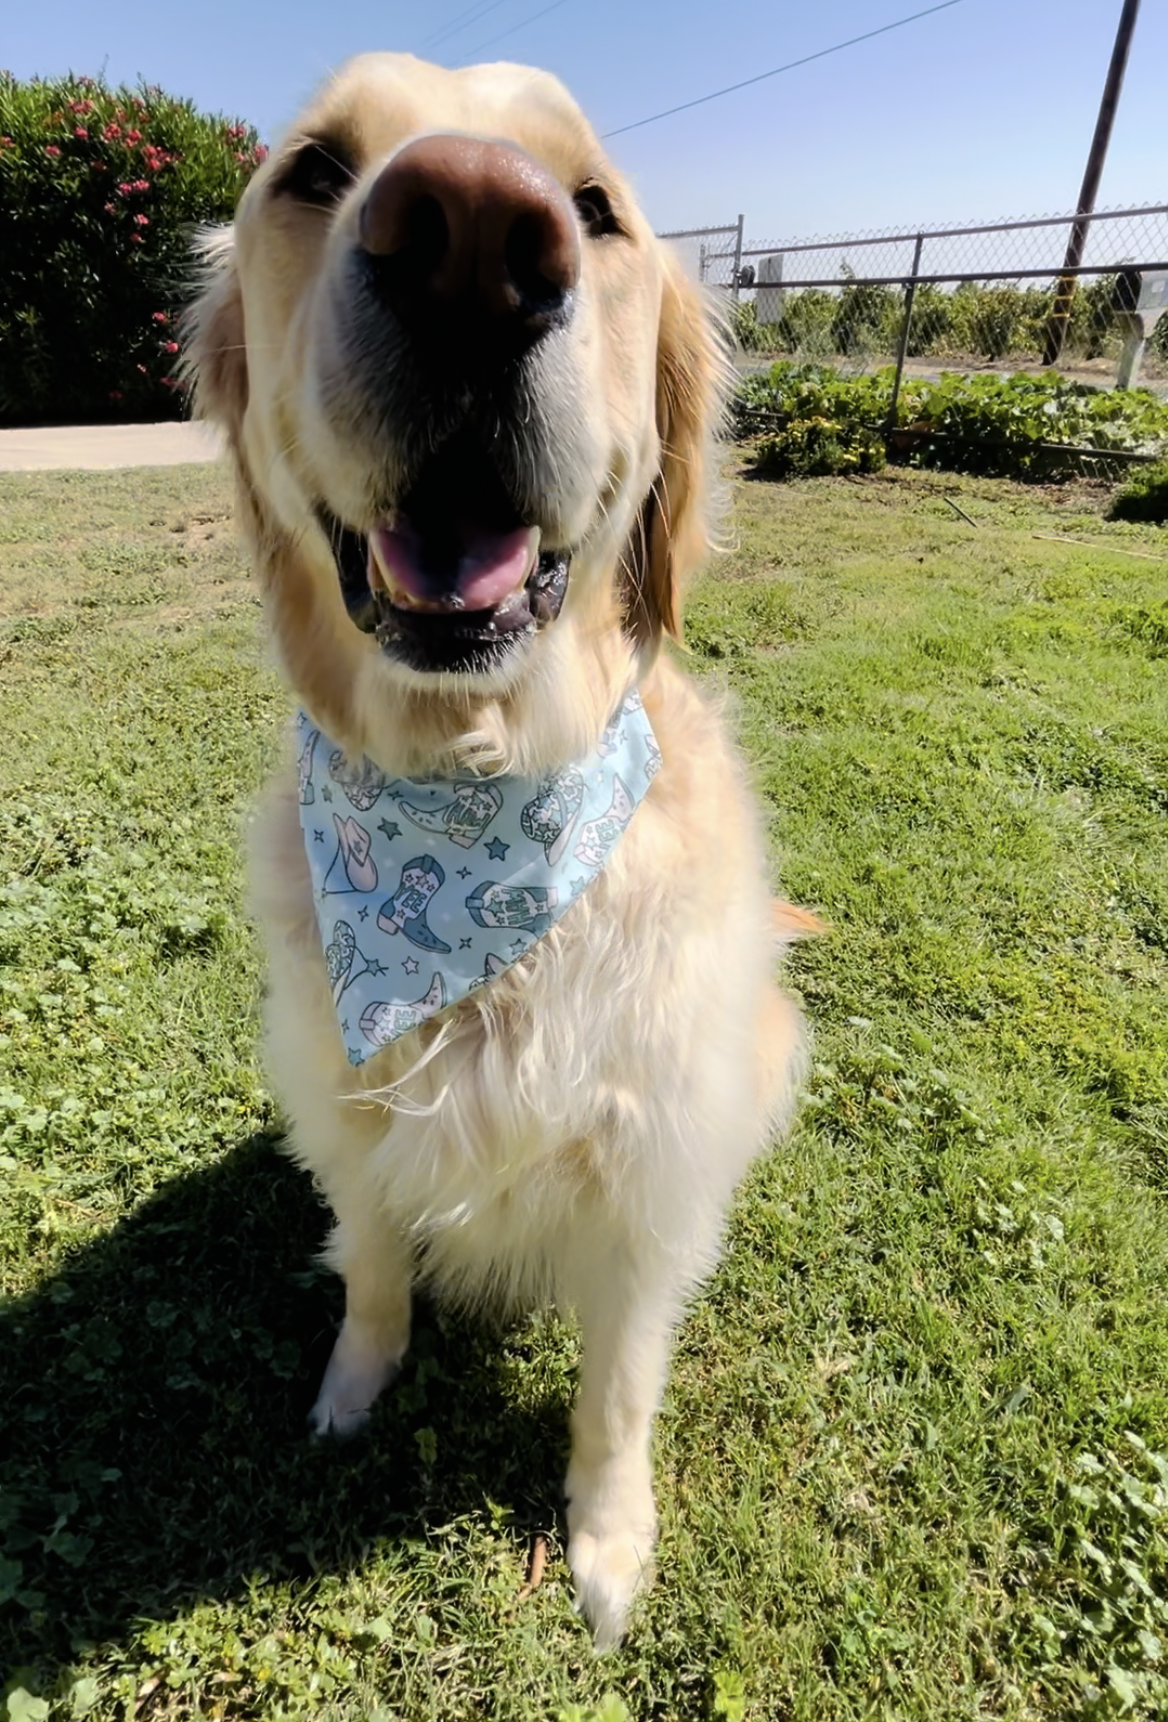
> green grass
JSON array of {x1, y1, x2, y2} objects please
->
[{"x1": 2, "y1": 461, "x2": 1167, "y2": 1721}]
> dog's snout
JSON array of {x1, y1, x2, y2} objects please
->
[{"x1": 358, "y1": 135, "x2": 580, "y2": 341}]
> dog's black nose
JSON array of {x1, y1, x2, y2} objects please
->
[{"x1": 358, "y1": 135, "x2": 580, "y2": 347}]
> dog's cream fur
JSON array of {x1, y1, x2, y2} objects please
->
[{"x1": 186, "y1": 52, "x2": 811, "y2": 1646}]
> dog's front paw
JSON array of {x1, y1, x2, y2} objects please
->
[
  {"x1": 308, "y1": 1320, "x2": 404, "y2": 1440},
  {"x1": 568, "y1": 1521, "x2": 656, "y2": 1650}
]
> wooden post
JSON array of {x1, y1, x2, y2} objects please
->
[
  {"x1": 889, "y1": 234, "x2": 925, "y2": 427},
  {"x1": 1043, "y1": 0, "x2": 1142, "y2": 366}
]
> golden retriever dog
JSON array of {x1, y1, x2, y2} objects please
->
[{"x1": 185, "y1": 51, "x2": 811, "y2": 1646}]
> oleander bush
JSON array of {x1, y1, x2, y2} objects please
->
[{"x1": 0, "y1": 72, "x2": 264, "y2": 426}]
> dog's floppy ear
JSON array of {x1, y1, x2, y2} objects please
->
[
  {"x1": 180, "y1": 226, "x2": 248, "y2": 438},
  {"x1": 622, "y1": 253, "x2": 726, "y2": 650}
]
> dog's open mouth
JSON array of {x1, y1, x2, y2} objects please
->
[{"x1": 320, "y1": 434, "x2": 571, "y2": 675}]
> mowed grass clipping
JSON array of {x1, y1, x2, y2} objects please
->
[{"x1": 1, "y1": 461, "x2": 1167, "y2": 1721}]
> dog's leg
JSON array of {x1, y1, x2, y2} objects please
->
[
  {"x1": 309, "y1": 1188, "x2": 413, "y2": 1440},
  {"x1": 564, "y1": 1240, "x2": 683, "y2": 1649}
]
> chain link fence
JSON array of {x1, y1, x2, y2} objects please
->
[{"x1": 661, "y1": 205, "x2": 1168, "y2": 387}]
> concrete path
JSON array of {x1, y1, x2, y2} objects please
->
[{"x1": 0, "y1": 421, "x2": 222, "y2": 472}]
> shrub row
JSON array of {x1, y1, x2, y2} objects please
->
[
  {"x1": 732, "y1": 276, "x2": 1168, "y2": 368},
  {"x1": 733, "y1": 364, "x2": 1168, "y2": 482},
  {"x1": 0, "y1": 73, "x2": 264, "y2": 426}
]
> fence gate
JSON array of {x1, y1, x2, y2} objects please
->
[{"x1": 657, "y1": 219, "x2": 744, "y2": 297}]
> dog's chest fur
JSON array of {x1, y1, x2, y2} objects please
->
[{"x1": 252, "y1": 669, "x2": 776, "y2": 1311}]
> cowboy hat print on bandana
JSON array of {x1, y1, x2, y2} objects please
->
[{"x1": 296, "y1": 690, "x2": 661, "y2": 1066}]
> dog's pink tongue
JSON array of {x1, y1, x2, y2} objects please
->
[{"x1": 370, "y1": 523, "x2": 538, "y2": 611}]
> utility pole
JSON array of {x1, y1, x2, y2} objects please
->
[{"x1": 1042, "y1": 0, "x2": 1141, "y2": 367}]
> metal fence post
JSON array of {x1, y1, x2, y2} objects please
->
[
  {"x1": 731, "y1": 214, "x2": 745, "y2": 302},
  {"x1": 888, "y1": 233, "x2": 924, "y2": 427}
]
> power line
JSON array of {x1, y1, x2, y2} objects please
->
[
  {"x1": 602, "y1": 0, "x2": 964, "y2": 140},
  {"x1": 460, "y1": 0, "x2": 574, "y2": 59},
  {"x1": 421, "y1": 0, "x2": 510, "y2": 52}
]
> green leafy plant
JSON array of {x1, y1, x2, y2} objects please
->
[
  {"x1": 832, "y1": 265, "x2": 902, "y2": 356},
  {"x1": 733, "y1": 362, "x2": 1168, "y2": 482},
  {"x1": 558, "y1": 1700, "x2": 632, "y2": 1722},
  {"x1": 1011, "y1": 1438, "x2": 1168, "y2": 1717},
  {"x1": 711, "y1": 1668, "x2": 747, "y2": 1721},
  {"x1": 0, "y1": 72, "x2": 263, "y2": 426},
  {"x1": 1107, "y1": 459, "x2": 1168, "y2": 524},
  {"x1": 728, "y1": 299, "x2": 769, "y2": 353},
  {"x1": 751, "y1": 415, "x2": 885, "y2": 478}
]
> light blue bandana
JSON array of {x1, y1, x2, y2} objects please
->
[{"x1": 296, "y1": 690, "x2": 660, "y2": 1065}]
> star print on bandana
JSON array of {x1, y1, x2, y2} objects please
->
[{"x1": 296, "y1": 689, "x2": 658, "y2": 1064}]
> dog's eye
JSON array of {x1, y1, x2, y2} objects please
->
[
  {"x1": 574, "y1": 183, "x2": 619, "y2": 239},
  {"x1": 275, "y1": 140, "x2": 357, "y2": 208}
]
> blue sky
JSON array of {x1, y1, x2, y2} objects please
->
[{"x1": 5, "y1": 0, "x2": 1165, "y2": 240}]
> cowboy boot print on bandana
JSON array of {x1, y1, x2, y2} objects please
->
[
  {"x1": 360, "y1": 973, "x2": 447, "y2": 1049},
  {"x1": 325, "y1": 919, "x2": 386, "y2": 1005},
  {"x1": 328, "y1": 748, "x2": 392, "y2": 812},
  {"x1": 520, "y1": 766, "x2": 585, "y2": 864},
  {"x1": 324, "y1": 814, "x2": 379, "y2": 895},
  {"x1": 596, "y1": 717, "x2": 621, "y2": 758},
  {"x1": 466, "y1": 881, "x2": 560, "y2": 938},
  {"x1": 377, "y1": 857, "x2": 453, "y2": 953},
  {"x1": 573, "y1": 777, "x2": 635, "y2": 868},
  {"x1": 298, "y1": 728, "x2": 320, "y2": 805},
  {"x1": 398, "y1": 782, "x2": 503, "y2": 848},
  {"x1": 298, "y1": 688, "x2": 659, "y2": 1058},
  {"x1": 469, "y1": 951, "x2": 509, "y2": 991}
]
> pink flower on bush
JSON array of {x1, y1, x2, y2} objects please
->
[
  {"x1": 74, "y1": 126, "x2": 89, "y2": 138},
  {"x1": 103, "y1": 122, "x2": 121, "y2": 140},
  {"x1": 0, "y1": 137, "x2": 12, "y2": 149},
  {"x1": 254, "y1": 143, "x2": 269, "y2": 163},
  {"x1": 136, "y1": 363, "x2": 147, "y2": 374},
  {"x1": 45, "y1": 144, "x2": 61, "y2": 157},
  {"x1": 152, "y1": 311, "x2": 168, "y2": 323},
  {"x1": 130, "y1": 233, "x2": 144, "y2": 244},
  {"x1": 162, "y1": 339, "x2": 179, "y2": 353},
  {"x1": 134, "y1": 213, "x2": 149, "y2": 226},
  {"x1": 117, "y1": 181, "x2": 133, "y2": 194},
  {"x1": 103, "y1": 201, "x2": 116, "y2": 213},
  {"x1": 132, "y1": 178, "x2": 149, "y2": 191},
  {"x1": 126, "y1": 128, "x2": 142, "y2": 143}
]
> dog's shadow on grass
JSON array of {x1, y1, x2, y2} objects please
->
[{"x1": 1, "y1": 1131, "x2": 570, "y2": 1669}]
